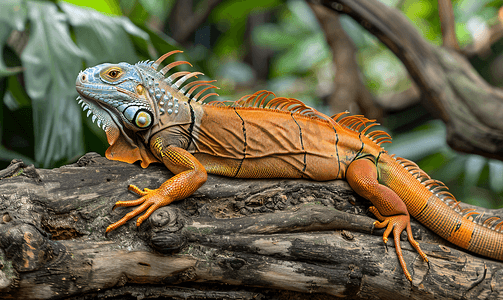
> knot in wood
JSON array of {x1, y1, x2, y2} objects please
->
[{"x1": 149, "y1": 207, "x2": 184, "y2": 232}]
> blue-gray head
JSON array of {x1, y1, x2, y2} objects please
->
[
  {"x1": 76, "y1": 62, "x2": 155, "y2": 131},
  {"x1": 75, "y1": 50, "x2": 218, "y2": 167}
]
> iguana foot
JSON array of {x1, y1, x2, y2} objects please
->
[
  {"x1": 106, "y1": 184, "x2": 174, "y2": 233},
  {"x1": 105, "y1": 146, "x2": 207, "y2": 234},
  {"x1": 347, "y1": 158, "x2": 429, "y2": 282},
  {"x1": 370, "y1": 208, "x2": 428, "y2": 282}
]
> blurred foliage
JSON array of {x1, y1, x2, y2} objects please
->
[{"x1": 1, "y1": 0, "x2": 503, "y2": 208}]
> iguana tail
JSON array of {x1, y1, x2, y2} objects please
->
[{"x1": 384, "y1": 155, "x2": 503, "y2": 260}]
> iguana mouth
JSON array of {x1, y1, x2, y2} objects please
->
[
  {"x1": 77, "y1": 96, "x2": 104, "y2": 130},
  {"x1": 76, "y1": 95, "x2": 116, "y2": 132}
]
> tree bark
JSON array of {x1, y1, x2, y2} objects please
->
[{"x1": 0, "y1": 153, "x2": 502, "y2": 299}]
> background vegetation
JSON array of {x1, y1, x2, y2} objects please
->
[{"x1": 1, "y1": 0, "x2": 503, "y2": 209}]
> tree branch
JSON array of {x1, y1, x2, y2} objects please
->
[
  {"x1": 0, "y1": 153, "x2": 502, "y2": 299},
  {"x1": 314, "y1": 0, "x2": 503, "y2": 160},
  {"x1": 438, "y1": 0, "x2": 460, "y2": 50}
]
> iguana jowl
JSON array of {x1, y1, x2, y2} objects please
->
[{"x1": 75, "y1": 51, "x2": 503, "y2": 282}]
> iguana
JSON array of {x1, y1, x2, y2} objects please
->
[{"x1": 75, "y1": 51, "x2": 503, "y2": 282}]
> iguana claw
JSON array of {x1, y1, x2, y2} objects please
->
[{"x1": 106, "y1": 184, "x2": 173, "y2": 233}]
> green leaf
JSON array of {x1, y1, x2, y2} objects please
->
[
  {"x1": 464, "y1": 155, "x2": 486, "y2": 187},
  {"x1": 138, "y1": 0, "x2": 175, "y2": 21},
  {"x1": 252, "y1": 24, "x2": 300, "y2": 50},
  {"x1": 60, "y1": 0, "x2": 122, "y2": 16},
  {"x1": 0, "y1": 0, "x2": 26, "y2": 76},
  {"x1": 60, "y1": 2, "x2": 144, "y2": 65},
  {"x1": 0, "y1": 0, "x2": 27, "y2": 31},
  {"x1": 286, "y1": 0, "x2": 320, "y2": 32},
  {"x1": 211, "y1": 0, "x2": 280, "y2": 24},
  {"x1": 489, "y1": 160, "x2": 503, "y2": 193},
  {"x1": 6, "y1": 75, "x2": 31, "y2": 108},
  {"x1": 386, "y1": 120, "x2": 448, "y2": 161},
  {"x1": 271, "y1": 32, "x2": 329, "y2": 76},
  {"x1": 136, "y1": 24, "x2": 179, "y2": 57},
  {"x1": 21, "y1": 1, "x2": 84, "y2": 167}
]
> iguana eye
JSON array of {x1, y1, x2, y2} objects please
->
[
  {"x1": 124, "y1": 107, "x2": 153, "y2": 129},
  {"x1": 108, "y1": 70, "x2": 120, "y2": 78},
  {"x1": 135, "y1": 111, "x2": 152, "y2": 128},
  {"x1": 101, "y1": 67, "x2": 123, "y2": 81}
]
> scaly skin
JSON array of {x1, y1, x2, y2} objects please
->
[{"x1": 75, "y1": 51, "x2": 503, "y2": 282}]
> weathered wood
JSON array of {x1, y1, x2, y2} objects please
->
[{"x1": 0, "y1": 153, "x2": 502, "y2": 299}]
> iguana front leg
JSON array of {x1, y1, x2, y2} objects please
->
[
  {"x1": 106, "y1": 145, "x2": 207, "y2": 233},
  {"x1": 346, "y1": 158, "x2": 428, "y2": 282}
]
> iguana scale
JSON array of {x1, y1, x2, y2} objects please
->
[{"x1": 75, "y1": 51, "x2": 503, "y2": 282}]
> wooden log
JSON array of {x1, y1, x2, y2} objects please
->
[{"x1": 0, "y1": 153, "x2": 502, "y2": 299}]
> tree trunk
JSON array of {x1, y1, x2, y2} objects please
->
[{"x1": 0, "y1": 153, "x2": 502, "y2": 299}]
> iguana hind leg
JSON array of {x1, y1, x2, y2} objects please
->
[
  {"x1": 346, "y1": 158, "x2": 428, "y2": 282},
  {"x1": 106, "y1": 145, "x2": 207, "y2": 233}
]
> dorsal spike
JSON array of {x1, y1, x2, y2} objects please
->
[
  {"x1": 464, "y1": 211, "x2": 480, "y2": 219},
  {"x1": 495, "y1": 221, "x2": 503, "y2": 232},
  {"x1": 377, "y1": 140, "x2": 392, "y2": 146},
  {"x1": 193, "y1": 86, "x2": 219, "y2": 101},
  {"x1": 160, "y1": 60, "x2": 193, "y2": 76},
  {"x1": 431, "y1": 186, "x2": 447, "y2": 193},
  {"x1": 234, "y1": 90, "x2": 276, "y2": 107},
  {"x1": 173, "y1": 72, "x2": 203, "y2": 88},
  {"x1": 186, "y1": 84, "x2": 219, "y2": 98},
  {"x1": 422, "y1": 179, "x2": 443, "y2": 188},
  {"x1": 354, "y1": 122, "x2": 369, "y2": 131},
  {"x1": 246, "y1": 91, "x2": 270, "y2": 107},
  {"x1": 152, "y1": 50, "x2": 183, "y2": 70},
  {"x1": 367, "y1": 131, "x2": 388, "y2": 139},
  {"x1": 331, "y1": 111, "x2": 349, "y2": 121},
  {"x1": 461, "y1": 208, "x2": 476, "y2": 214},
  {"x1": 205, "y1": 100, "x2": 227, "y2": 106},
  {"x1": 339, "y1": 115, "x2": 364, "y2": 125},
  {"x1": 198, "y1": 92, "x2": 219, "y2": 103},
  {"x1": 437, "y1": 191, "x2": 454, "y2": 198},
  {"x1": 341, "y1": 118, "x2": 360, "y2": 127},
  {"x1": 374, "y1": 137, "x2": 391, "y2": 144},
  {"x1": 166, "y1": 71, "x2": 191, "y2": 83},
  {"x1": 257, "y1": 92, "x2": 274, "y2": 108},
  {"x1": 362, "y1": 123, "x2": 379, "y2": 134},
  {"x1": 181, "y1": 80, "x2": 217, "y2": 94},
  {"x1": 244, "y1": 92, "x2": 266, "y2": 107},
  {"x1": 483, "y1": 216, "x2": 502, "y2": 227}
]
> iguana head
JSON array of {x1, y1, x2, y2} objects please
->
[{"x1": 75, "y1": 51, "x2": 218, "y2": 167}]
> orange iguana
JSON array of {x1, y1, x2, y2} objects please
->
[{"x1": 75, "y1": 51, "x2": 503, "y2": 282}]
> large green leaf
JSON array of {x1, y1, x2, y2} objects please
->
[
  {"x1": 60, "y1": 2, "x2": 145, "y2": 66},
  {"x1": 21, "y1": 1, "x2": 84, "y2": 167},
  {"x1": 0, "y1": 0, "x2": 26, "y2": 77},
  {"x1": 0, "y1": 0, "x2": 27, "y2": 30},
  {"x1": 60, "y1": 0, "x2": 122, "y2": 16},
  {"x1": 136, "y1": 24, "x2": 179, "y2": 57}
]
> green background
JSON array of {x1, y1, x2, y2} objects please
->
[{"x1": 2, "y1": 0, "x2": 503, "y2": 209}]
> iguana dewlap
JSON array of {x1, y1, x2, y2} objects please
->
[{"x1": 75, "y1": 51, "x2": 503, "y2": 282}]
